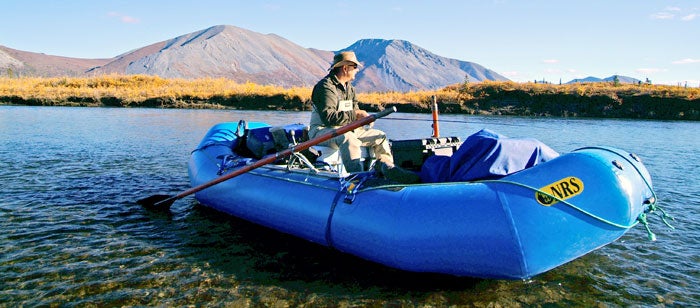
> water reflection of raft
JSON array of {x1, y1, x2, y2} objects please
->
[{"x1": 188, "y1": 120, "x2": 658, "y2": 279}]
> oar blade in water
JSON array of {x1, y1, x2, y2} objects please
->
[{"x1": 137, "y1": 194, "x2": 176, "y2": 210}]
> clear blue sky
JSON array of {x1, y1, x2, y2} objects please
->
[{"x1": 3, "y1": 0, "x2": 698, "y2": 86}]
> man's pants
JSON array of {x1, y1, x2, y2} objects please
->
[{"x1": 310, "y1": 125, "x2": 394, "y2": 172}]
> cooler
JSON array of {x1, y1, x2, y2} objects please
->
[{"x1": 390, "y1": 137, "x2": 462, "y2": 170}]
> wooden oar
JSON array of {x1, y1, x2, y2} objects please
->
[{"x1": 137, "y1": 106, "x2": 397, "y2": 210}]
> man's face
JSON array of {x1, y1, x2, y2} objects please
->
[{"x1": 346, "y1": 64, "x2": 358, "y2": 80}]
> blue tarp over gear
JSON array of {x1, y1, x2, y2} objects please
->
[{"x1": 419, "y1": 129, "x2": 560, "y2": 183}]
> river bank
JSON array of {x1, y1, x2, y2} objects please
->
[{"x1": 1, "y1": 76, "x2": 698, "y2": 120}]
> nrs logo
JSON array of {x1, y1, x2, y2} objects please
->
[{"x1": 536, "y1": 177, "x2": 584, "y2": 206}]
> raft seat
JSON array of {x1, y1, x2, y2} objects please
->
[{"x1": 312, "y1": 145, "x2": 373, "y2": 175}]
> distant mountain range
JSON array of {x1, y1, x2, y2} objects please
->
[
  {"x1": 0, "y1": 25, "x2": 509, "y2": 92},
  {"x1": 1, "y1": 24, "x2": 636, "y2": 92},
  {"x1": 567, "y1": 75, "x2": 642, "y2": 84}
]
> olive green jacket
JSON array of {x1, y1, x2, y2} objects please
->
[{"x1": 309, "y1": 74, "x2": 358, "y2": 129}]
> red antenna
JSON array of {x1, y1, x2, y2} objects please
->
[{"x1": 431, "y1": 95, "x2": 440, "y2": 138}]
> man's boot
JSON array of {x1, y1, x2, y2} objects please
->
[
  {"x1": 377, "y1": 159, "x2": 420, "y2": 184},
  {"x1": 344, "y1": 159, "x2": 364, "y2": 173}
]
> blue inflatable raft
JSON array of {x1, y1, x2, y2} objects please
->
[{"x1": 187, "y1": 120, "x2": 659, "y2": 279}]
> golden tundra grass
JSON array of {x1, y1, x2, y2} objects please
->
[
  {"x1": 0, "y1": 74, "x2": 697, "y2": 107},
  {"x1": 0, "y1": 75, "x2": 309, "y2": 106}
]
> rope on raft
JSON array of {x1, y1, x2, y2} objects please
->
[
  {"x1": 477, "y1": 178, "x2": 673, "y2": 241},
  {"x1": 576, "y1": 146, "x2": 676, "y2": 233},
  {"x1": 477, "y1": 145, "x2": 676, "y2": 241}
]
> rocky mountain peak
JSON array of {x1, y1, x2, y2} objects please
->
[{"x1": 2, "y1": 25, "x2": 508, "y2": 92}]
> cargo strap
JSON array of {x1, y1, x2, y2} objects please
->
[
  {"x1": 325, "y1": 172, "x2": 374, "y2": 248},
  {"x1": 341, "y1": 172, "x2": 373, "y2": 204},
  {"x1": 215, "y1": 155, "x2": 254, "y2": 175}
]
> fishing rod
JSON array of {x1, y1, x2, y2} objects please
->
[
  {"x1": 431, "y1": 95, "x2": 440, "y2": 137},
  {"x1": 382, "y1": 117, "x2": 538, "y2": 128},
  {"x1": 383, "y1": 98, "x2": 551, "y2": 129}
]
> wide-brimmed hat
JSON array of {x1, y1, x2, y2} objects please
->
[{"x1": 329, "y1": 51, "x2": 361, "y2": 70}]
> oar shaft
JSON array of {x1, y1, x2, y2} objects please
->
[{"x1": 174, "y1": 106, "x2": 396, "y2": 199}]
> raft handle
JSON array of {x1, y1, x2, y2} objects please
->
[{"x1": 612, "y1": 160, "x2": 624, "y2": 170}]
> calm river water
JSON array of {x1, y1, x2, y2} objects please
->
[{"x1": 1, "y1": 105, "x2": 698, "y2": 306}]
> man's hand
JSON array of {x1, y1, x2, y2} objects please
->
[{"x1": 355, "y1": 109, "x2": 369, "y2": 118}]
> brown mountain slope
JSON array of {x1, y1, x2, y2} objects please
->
[
  {"x1": 0, "y1": 45, "x2": 111, "y2": 77},
  {"x1": 89, "y1": 25, "x2": 333, "y2": 88},
  {"x1": 86, "y1": 41, "x2": 167, "y2": 75}
]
